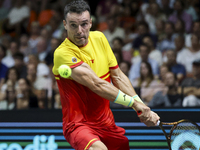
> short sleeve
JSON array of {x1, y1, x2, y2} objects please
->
[
  {"x1": 101, "y1": 33, "x2": 118, "y2": 69},
  {"x1": 52, "y1": 47, "x2": 83, "y2": 75}
]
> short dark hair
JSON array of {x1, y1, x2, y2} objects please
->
[
  {"x1": 0, "y1": 44, "x2": 7, "y2": 58},
  {"x1": 112, "y1": 37, "x2": 124, "y2": 46},
  {"x1": 64, "y1": 0, "x2": 91, "y2": 20},
  {"x1": 137, "y1": 21, "x2": 149, "y2": 31},
  {"x1": 139, "y1": 43, "x2": 150, "y2": 53},
  {"x1": 13, "y1": 52, "x2": 24, "y2": 60}
]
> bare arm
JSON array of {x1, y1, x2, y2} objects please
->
[
  {"x1": 71, "y1": 63, "x2": 119, "y2": 102},
  {"x1": 110, "y1": 67, "x2": 136, "y2": 97},
  {"x1": 110, "y1": 67, "x2": 160, "y2": 126},
  {"x1": 70, "y1": 63, "x2": 159, "y2": 126}
]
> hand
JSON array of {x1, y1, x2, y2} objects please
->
[{"x1": 132, "y1": 100, "x2": 160, "y2": 127}]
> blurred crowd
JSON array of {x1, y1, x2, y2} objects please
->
[{"x1": 0, "y1": 0, "x2": 200, "y2": 110}]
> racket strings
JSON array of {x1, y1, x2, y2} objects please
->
[{"x1": 170, "y1": 122, "x2": 200, "y2": 150}]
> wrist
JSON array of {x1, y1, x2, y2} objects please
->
[
  {"x1": 132, "y1": 95, "x2": 144, "y2": 103},
  {"x1": 131, "y1": 95, "x2": 144, "y2": 110},
  {"x1": 114, "y1": 90, "x2": 134, "y2": 107}
]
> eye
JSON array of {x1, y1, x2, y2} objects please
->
[
  {"x1": 71, "y1": 24, "x2": 77, "y2": 28},
  {"x1": 81, "y1": 23, "x2": 88, "y2": 27}
]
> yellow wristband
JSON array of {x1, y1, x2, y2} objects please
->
[
  {"x1": 132, "y1": 95, "x2": 144, "y2": 103},
  {"x1": 114, "y1": 90, "x2": 134, "y2": 107}
]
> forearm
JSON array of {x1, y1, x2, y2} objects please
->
[
  {"x1": 89, "y1": 79, "x2": 119, "y2": 102},
  {"x1": 110, "y1": 69, "x2": 137, "y2": 97}
]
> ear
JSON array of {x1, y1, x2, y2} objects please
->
[
  {"x1": 63, "y1": 20, "x2": 67, "y2": 30},
  {"x1": 89, "y1": 18, "x2": 92, "y2": 28}
]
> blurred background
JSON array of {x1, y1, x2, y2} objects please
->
[
  {"x1": 0, "y1": 0, "x2": 200, "y2": 110},
  {"x1": 0, "y1": 0, "x2": 200, "y2": 150}
]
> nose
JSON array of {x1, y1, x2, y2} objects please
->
[{"x1": 77, "y1": 25, "x2": 82, "y2": 35}]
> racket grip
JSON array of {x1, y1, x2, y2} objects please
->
[
  {"x1": 137, "y1": 111, "x2": 142, "y2": 115},
  {"x1": 156, "y1": 120, "x2": 160, "y2": 126}
]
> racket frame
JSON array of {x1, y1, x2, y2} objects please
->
[{"x1": 158, "y1": 119, "x2": 200, "y2": 150}]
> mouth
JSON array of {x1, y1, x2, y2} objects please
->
[{"x1": 76, "y1": 36, "x2": 85, "y2": 40}]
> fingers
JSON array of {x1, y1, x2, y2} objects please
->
[{"x1": 139, "y1": 111, "x2": 160, "y2": 127}]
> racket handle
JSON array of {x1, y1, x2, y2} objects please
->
[
  {"x1": 137, "y1": 111, "x2": 142, "y2": 115},
  {"x1": 137, "y1": 111, "x2": 160, "y2": 126}
]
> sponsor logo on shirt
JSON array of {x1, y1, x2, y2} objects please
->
[
  {"x1": 90, "y1": 59, "x2": 94, "y2": 63},
  {"x1": 72, "y1": 57, "x2": 77, "y2": 63}
]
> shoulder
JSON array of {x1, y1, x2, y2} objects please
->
[
  {"x1": 89, "y1": 31, "x2": 105, "y2": 38},
  {"x1": 54, "y1": 39, "x2": 74, "y2": 56}
]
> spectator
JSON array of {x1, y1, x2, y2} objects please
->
[
  {"x1": 165, "y1": 49, "x2": 186, "y2": 84},
  {"x1": 26, "y1": 63, "x2": 51, "y2": 93},
  {"x1": 143, "y1": 36, "x2": 163, "y2": 66},
  {"x1": 0, "y1": 44, "x2": 8, "y2": 81},
  {"x1": 132, "y1": 61, "x2": 164, "y2": 105},
  {"x1": 174, "y1": 18, "x2": 185, "y2": 36},
  {"x1": 180, "y1": 59, "x2": 200, "y2": 107},
  {"x1": 119, "y1": 60, "x2": 131, "y2": 77},
  {"x1": 129, "y1": 44, "x2": 159, "y2": 82},
  {"x1": 95, "y1": 0, "x2": 118, "y2": 23},
  {"x1": 103, "y1": 15, "x2": 125, "y2": 46},
  {"x1": 155, "y1": 19, "x2": 166, "y2": 42},
  {"x1": 28, "y1": 54, "x2": 50, "y2": 78},
  {"x1": 149, "y1": 71, "x2": 182, "y2": 107},
  {"x1": 112, "y1": 37, "x2": 124, "y2": 53},
  {"x1": 2, "y1": 41, "x2": 19, "y2": 68},
  {"x1": 53, "y1": 79, "x2": 61, "y2": 109},
  {"x1": 185, "y1": 20, "x2": 200, "y2": 48},
  {"x1": 0, "y1": 0, "x2": 9, "y2": 35},
  {"x1": 40, "y1": 28, "x2": 51, "y2": 52},
  {"x1": 174, "y1": 34, "x2": 188, "y2": 54},
  {"x1": 158, "y1": 22, "x2": 177, "y2": 53},
  {"x1": 119, "y1": 5, "x2": 136, "y2": 32},
  {"x1": 19, "y1": 34, "x2": 31, "y2": 58},
  {"x1": 0, "y1": 67, "x2": 19, "y2": 99},
  {"x1": 113, "y1": 50, "x2": 123, "y2": 64},
  {"x1": 168, "y1": 0, "x2": 192, "y2": 33},
  {"x1": 159, "y1": 0, "x2": 173, "y2": 17},
  {"x1": 131, "y1": 21, "x2": 158, "y2": 51},
  {"x1": 35, "y1": 89, "x2": 47, "y2": 109},
  {"x1": 16, "y1": 78, "x2": 38, "y2": 109},
  {"x1": 28, "y1": 21, "x2": 41, "y2": 54},
  {"x1": 36, "y1": 37, "x2": 48, "y2": 62},
  {"x1": 132, "y1": 36, "x2": 163, "y2": 66},
  {"x1": 45, "y1": 38, "x2": 61, "y2": 66},
  {"x1": 144, "y1": 2, "x2": 167, "y2": 34},
  {"x1": 184, "y1": 0, "x2": 199, "y2": 21},
  {"x1": 2, "y1": 0, "x2": 30, "y2": 38},
  {"x1": 159, "y1": 63, "x2": 170, "y2": 82},
  {"x1": 177, "y1": 34, "x2": 200, "y2": 75},
  {"x1": 156, "y1": 0, "x2": 175, "y2": 9},
  {"x1": 37, "y1": 0, "x2": 54, "y2": 27},
  {"x1": 13, "y1": 52, "x2": 27, "y2": 78},
  {"x1": 0, "y1": 79, "x2": 16, "y2": 110}
]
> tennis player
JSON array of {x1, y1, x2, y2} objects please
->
[{"x1": 52, "y1": 1, "x2": 160, "y2": 150}]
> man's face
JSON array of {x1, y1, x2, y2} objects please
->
[
  {"x1": 139, "y1": 45, "x2": 149, "y2": 61},
  {"x1": 165, "y1": 23, "x2": 173, "y2": 35},
  {"x1": 63, "y1": 11, "x2": 92, "y2": 47},
  {"x1": 143, "y1": 37, "x2": 153, "y2": 48},
  {"x1": 192, "y1": 65, "x2": 200, "y2": 78},
  {"x1": 164, "y1": 72, "x2": 175, "y2": 87},
  {"x1": 193, "y1": 22, "x2": 200, "y2": 33},
  {"x1": 166, "y1": 50, "x2": 176, "y2": 63}
]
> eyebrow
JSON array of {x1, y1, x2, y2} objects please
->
[{"x1": 69, "y1": 20, "x2": 89, "y2": 23}]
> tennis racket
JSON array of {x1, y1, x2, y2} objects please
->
[
  {"x1": 137, "y1": 112, "x2": 200, "y2": 150},
  {"x1": 157, "y1": 119, "x2": 200, "y2": 150}
]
